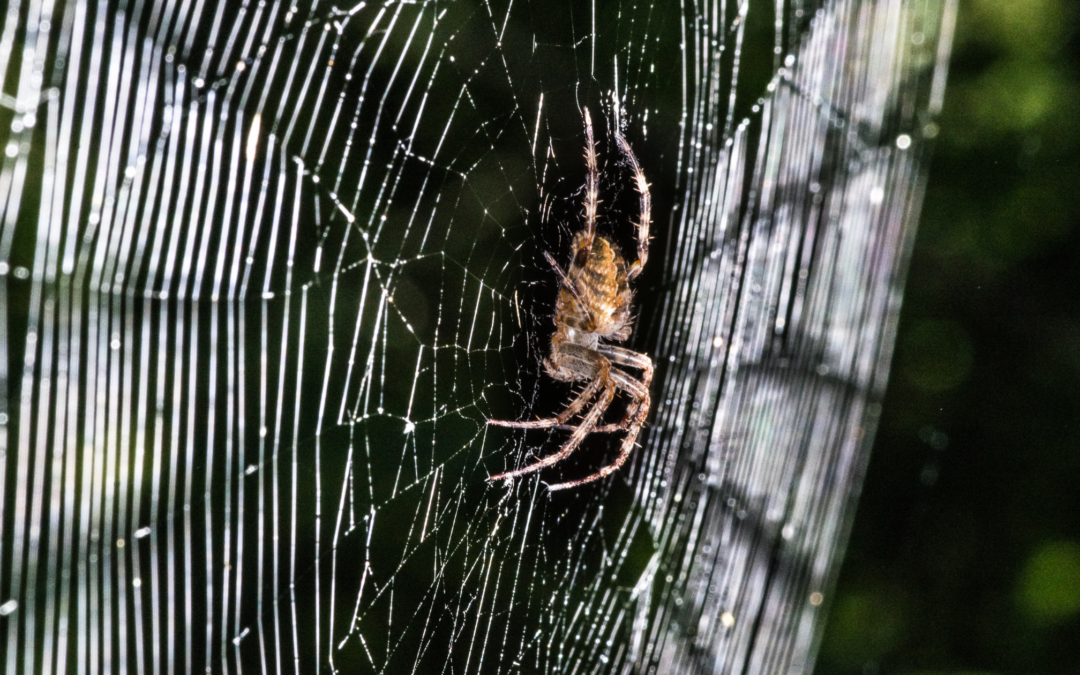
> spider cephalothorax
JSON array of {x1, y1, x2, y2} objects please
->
[{"x1": 488, "y1": 108, "x2": 653, "y2": 491}]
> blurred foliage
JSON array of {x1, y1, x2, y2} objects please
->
[
  {"x1": 1017, "y1": 541, "x2": 1080, "y2": 621},
  {"x1": 816, "y1": 0, "x2": 1080, "y2": 674}
]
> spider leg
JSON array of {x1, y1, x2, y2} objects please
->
[
  {"x1": 600, "y1": 346, "x2": 653, "y2": 388},
  {"x1": 553, "y1": 366, "x2": 643, "y2": 433},
  {"x1": 614, "y1": 131, "x2": 651, "y2": 281},
  {"x1": 543, "y1": 252, "x2": 596, "y2": 327},
  {"x1": 490, "y1": 341, "x2": 616, "y2": 431},
  {"x1": 547, "y1": 359, "x2": 651, "y2": 490},
  {"x1": 489, "y1": 362, "x2": 617, "y2": 483},
  {"x1": 553, "y1": 423, "x2": 620, "y2": 432},
  {"x1": 575, "y1": 347, "x2": 653, "y2": 430},
  {"x1": 487, "y1": 358, "x2": 606, "y2": 430},
  {"x1": 552, "y1": 348, "x2": 652, "y2": 432},
  {"x1": 580, "y1": 107, "x2": 600, "y2": 256},
  {"x1": 547, "y1": 378, "x2": 650, "y2": 491}
]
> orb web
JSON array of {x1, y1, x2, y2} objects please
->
[{"x1": 0, "y1": 0, "x2": 957, "y2": 672}]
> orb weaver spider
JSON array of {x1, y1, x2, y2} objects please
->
[{"x1": 488, "y1": 108, "x2": 653, "y2": 491}]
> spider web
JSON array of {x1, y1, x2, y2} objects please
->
[{"x1": 0, "y1": 0, "x2": 956, "y2": 673}]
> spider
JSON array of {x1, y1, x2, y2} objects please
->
[{"x1": 488, "y1": 108, "x2": 653, "y2": 491}]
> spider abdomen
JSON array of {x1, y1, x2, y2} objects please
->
[{"x1": 561, "y1": 234, "x2": 633, "y2": 340}]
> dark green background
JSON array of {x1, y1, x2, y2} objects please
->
[{"x1": 816, "y1": 1, "x2": 1080, "y2": 673}]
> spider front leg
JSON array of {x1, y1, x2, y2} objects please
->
[
  {"x1": 553, "y1": 347, "x2": 652, "y2": 433},
  {"x1": 488, "y1": 360, "x2": 617, "y2": 483},
  {"x1": 546, "y1": 377, "x2": 650, "y2": 491},
  {"x1": 487, "y1": 357, "x2": 606, "y2": 431},
  {"x1": 601, "y1": 345, "x2": 653, "y2": 390},
  {"x1": 543, "y1": 252, "x2": 595, "y2": 327}
]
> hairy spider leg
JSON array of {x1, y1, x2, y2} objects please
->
[
  {"x1": 547, "y1": 370, "x2": 651, "y2": 491},
  {"x1": 614, "y1": 132, "x2": 651, "y2": 281},
  {"x1": 552, "y1": 346, "x2": 652, "y2": 433},
  {"x1": 580, "y1": 107, "x2": 600, "y2": 259},
  {"x1": 543, "y1": 251, "x2": 595, "y2": 327},
  {"x1": 553, "y1": 422, "x2": 623, "y2": 433},
  {"x1": 489, "y1": 358, "x2": 617, "y2": 482},
  {"x1": 548, "y1": 352, "x2": 648, "y2": 490},
  {"x1": 596, "y1": 345, "x2": 653, "y2": 426},
  {"x1": 487, "y1": 348, "x2": 608, "y2": 430},
  {"x1": 549, "y1": 367, "x2": 637, "y2": 432},
  {"x1": 601, "y1": 345, "x2": 654, "y2": 387}
]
